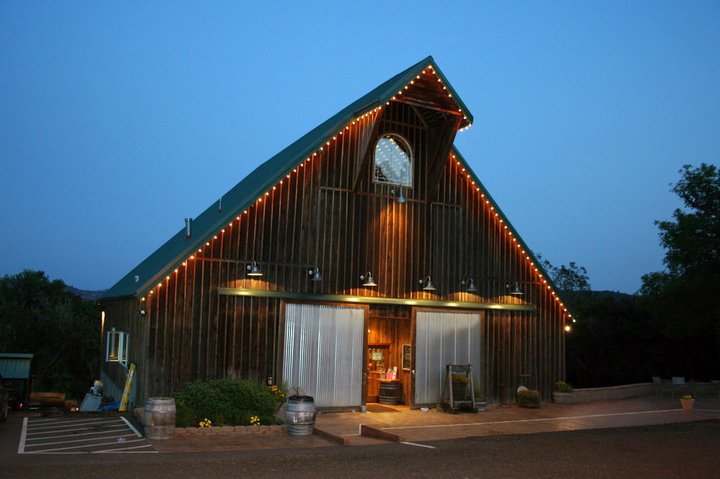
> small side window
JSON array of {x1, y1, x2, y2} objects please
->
[
  {"x1": 106, "y1": 327, "x2": 129, "y2": 367},
  {"x1": 374, "y1": 134, "x2": 413, "y2": 187}
]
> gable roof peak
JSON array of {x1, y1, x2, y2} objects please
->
[{"x1": 102, "y1": 56, "x2": 473, "y2": 300}]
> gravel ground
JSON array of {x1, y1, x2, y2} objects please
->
[{"x1": 2, "y1": 419, "x2": 719, "y2": 478}]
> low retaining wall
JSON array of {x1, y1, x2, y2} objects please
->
[
  {"x1": 692, "y1": 382, "x2": 720, "y2": 397},
  {"x1": 174, "y1": 425, "x2": 286, "y2": 436},
  {"x1": 135, "y1": 407, "x2": 285, "y2": 436},
  {"x1": 564, "y1": 383, "x2": 653, "y2": 403}
]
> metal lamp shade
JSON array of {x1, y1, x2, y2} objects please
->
[
  {"x1": 247, "y1": 260, "x2": 263, "y2": 277},
  {"x1": 361, "y1": 272, "x2": 377, "y2": 287}
]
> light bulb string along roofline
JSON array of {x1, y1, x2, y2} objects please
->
[{"x1": 142, "y1": 65, "x2": 570, "y2": 323}]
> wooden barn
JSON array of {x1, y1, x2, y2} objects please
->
[{"x1": 100, "y1": 56, "x2": 574, "y2": 409}]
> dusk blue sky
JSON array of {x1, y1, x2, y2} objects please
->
[{"x1": 1, "y1": 2, "x2": 719, "y2": 293}]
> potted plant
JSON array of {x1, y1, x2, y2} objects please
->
[
  {"x1": 517, "y1": 388, "x2": 540, "y2": 408},
  {"x1": 680, "y1": 394, "x2": 695, "y2": 410},
  {"x1": 473, "y1": 385, "x2": 488, "y2": 412},
  {"x1": 552, "y1": 381, "x2": 575, "y2": 405}
]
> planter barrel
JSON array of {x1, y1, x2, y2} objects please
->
[
  {"x1": 379, "y1": 381, "x2": 401, "y2": 405},
  {"x1": 286, "y1": 395, "x2": 316, "y2": 436},
  {"x1": 144, "y1": 397, "x2": 176, "y2": 440},
  {"x1": 680, "y1": 398, "x2": 695, "y2": 410}
]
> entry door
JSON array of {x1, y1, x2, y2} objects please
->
[
  {"x1": 283, "y1": 304, "x2": 365, "y2": 408},
  {"x1": 414, "y1": 310, "x2": 482, "y2": 405}
]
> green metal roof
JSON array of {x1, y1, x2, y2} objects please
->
[
  {"x1": 0, "y1": 353, "x2": 33, "y2": 380},
  {"x1": 103, "y1": 56, "x2": 473, "y2": 300},
  {"x1": 102, "y1": 55, "x2": 574, "y2": 320}
]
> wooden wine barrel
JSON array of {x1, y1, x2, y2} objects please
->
[
  {"x1": 144, "y1": 397, "x2": 176, "y2": 440},
  {"x1": 378, "y1": 381, "x2": 401, "y2": 405}
]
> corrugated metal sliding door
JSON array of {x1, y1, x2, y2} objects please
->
[
  {"x1": 414, "y1": 310, "x2": 482, "y2": 405},
  {"x1": 283, "y1": 304, "x2": 365, "y2": 408}
]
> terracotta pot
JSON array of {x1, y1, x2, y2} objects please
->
[{"x1": 680, "y1": 398, "x2": 695, "y2": 410}]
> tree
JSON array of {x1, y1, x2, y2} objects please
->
[
  {"x1": 0, "y1": 270, "x2": 100, "y2": 398},
  {"x1": 536, "y1": 254, "x2": 672, "y2": 387},
  {"x1": 542, "y1": 260, "x2": 590, "y2": 293},
  {"x1": 641, "y1": 163, "x2": 720, "y2": 380},
  {"x1": 655, "y1": 163, "x2": 720, "y2": 277},
  {"x1": 536, "y1": 254, "x2": 591, "y2": 311}
]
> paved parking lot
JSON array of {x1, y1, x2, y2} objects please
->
[{"x1": 18, "y1": 416, "x2": 156, "y2": 454}]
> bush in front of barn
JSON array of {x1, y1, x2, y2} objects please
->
[{"x1": 173, "y1": 379, "x2": 285, "y2": 427}]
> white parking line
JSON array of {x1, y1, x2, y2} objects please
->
[
  {"x1": 26, "y1": 433, "x2": 138, "y2": 447},
  {"x1": 121, "y1": 416, "x2": 143, "y2": 438},
  {"x1": 24, "y1": 437, "x2": 149, "y2": 453},
  {"x1": 94, "y1": 444, "x2": 158, "y2": 453},
  {"x1": 28, "y1": 416, "x2": 112, "y2": 425},
  {"x1": 25, "y1": 427, "x2": 130, "y2": 441},
  {"x1": 26, "y1": 418, "x2": 119, "y2": 431},
  {"x1": 17, "y1": 418, "x2": 28, "y2": 454},
  {"x1": 19, "y1": 416, "x2": 156, "y2": 454},
  {"x1": 383, "y1": 409, "x2": 682, "y2": 430},
  {"x1": 401, "y1": 441, "x2": 436, "y2": 449}
]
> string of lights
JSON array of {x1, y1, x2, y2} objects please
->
[{"x1": 141, "y1": 64, "x2": 573, "y2": 331}]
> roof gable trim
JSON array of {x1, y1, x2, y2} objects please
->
[
  {"x1": 450, "y1": 146, "x2": 576, "y2": 322},
  {"x1": 102, "y1": 56, "x2": 474, "y2": 300}
]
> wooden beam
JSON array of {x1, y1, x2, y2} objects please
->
[
  {"x1": 393, "y1": 96, "x2": 464, "y2": 117},
  {"x1": 217, "y1": 288, "x2": 535, "y2": 312},
  {"x1": 426, "y1": 116, "x2": 461, "y2": 204},
  {"x1": 351, "y1": 111, "x2": 382, "y2": 191}
]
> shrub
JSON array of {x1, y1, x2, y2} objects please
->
[
  {"x1": 517, "y1": 389, "x2": 541, "y2": 408},
  {"x1": 172, "y1": 379, "x2": 286, "y2": 427},
  {"x1": 554, "y1": 381, "x2": 574, "y2": 393}
]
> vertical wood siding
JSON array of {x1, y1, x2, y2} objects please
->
[{"x1": 101, "y1": 100, "x2": 566, "y2": 404}]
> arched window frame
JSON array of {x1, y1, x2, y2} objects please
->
[{"x1": 373, "y1": 133, "x2": 414, "y2": 187}]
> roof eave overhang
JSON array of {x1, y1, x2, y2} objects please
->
[
  {"x1": 451, "y1": 146, "x2": 577, "y2": 321},
  {"x1": 102, "y1": 56, "x2": 474, "y2": 301}
]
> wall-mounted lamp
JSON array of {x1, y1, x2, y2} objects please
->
[
  {"x1": 506, "y1": 281, "x2": 523, "y2": 296},
  {"x1": 308, "y1": 266, "x2": 323, "y2": 282},
  {"x1": 361, "y1": 272, "x2": 377, "y2": 287},
  {"x1": 138, "y1": 307, "x2": 146, "y2": 316},
  {"x1": 420, "y1": 275, "x2": 436, "y2": 291},
  {"x1": 391, "y1": 188, "x2": 406, "y2": 204},
  {"x1": 246, "y1": 260, "x2": 263, "y2": 277},
  {"x1": 461, "y1": 277, "x2": 478, "y2": 293},
  {"x1": 564, "y1": 324, "x2": 572, "y2": 333}
]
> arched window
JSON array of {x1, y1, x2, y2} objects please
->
[{"x1": 374, "y1": 134, "x2": 413, "y2": 187}]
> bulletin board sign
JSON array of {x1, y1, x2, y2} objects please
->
[{"x1": 402, "y1": 344, "x2": 412, "y2": 370}]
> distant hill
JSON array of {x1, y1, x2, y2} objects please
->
[
  {"x1": 65, "y1": 286, "x2": 106, "y2": 302},
  {"x1": 590, "y1": 290, "x2": 635, "y2": 300}
]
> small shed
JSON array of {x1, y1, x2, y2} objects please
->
[{"x1": 0, "y1": 353, "x2": 33, "y2": 408}]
